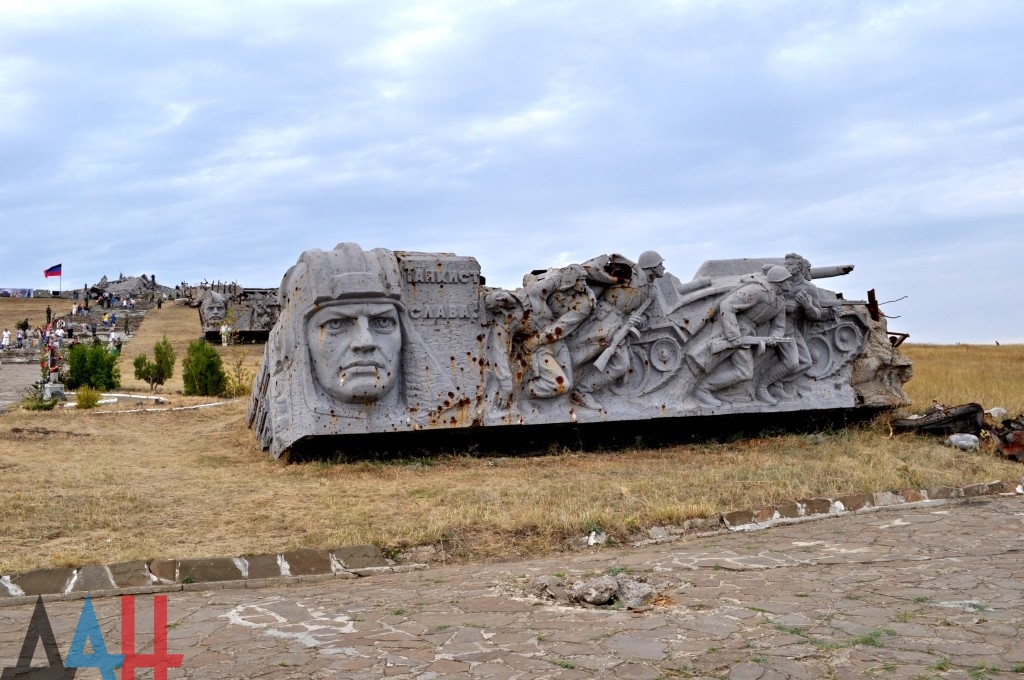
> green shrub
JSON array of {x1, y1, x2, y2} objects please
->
[
  {"x1": 182, "y1": 340, "x2": 226, "y2": 396},
  {"x1": 75, "y1": 386, "x2": 101, "y2": 409},
  {"x1": 133, "y1": 335, "x2": 176, "y2": 391},
  {"x1": 22, "y1": 396, "x2": 58, "y2": 411},
  {"x1": 65, "y1": 340, "x2": 120, "y2": 391}
]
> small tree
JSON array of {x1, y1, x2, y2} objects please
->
[
  {"x1": 65, "y1": 340, "x2": 120, "y2": 391},
  {"x1": 133, "y1": 335, "x2": 176, "y2": 391},
  {"x1": 182, "y1": 339, "x2": 226, "y2": 396},
  {"x1": 223, "y1": 334, "x2": 255, "y2": 397}
]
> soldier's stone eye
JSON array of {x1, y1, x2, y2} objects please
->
[{"x1": 372, "y1": 316, "x2": 397, "y2": 332}]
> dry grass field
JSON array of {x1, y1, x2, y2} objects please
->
[
  {"x1": 0, "y1": 297, "x2": 71, "y2": 334},
  {"x1": 901, "y1": 343, "x2": 1024, "y2": 415},
  {"x1": 1, "y1": 295, "x2": 1022, "y2": 575}
]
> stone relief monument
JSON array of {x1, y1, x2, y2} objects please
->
[
  {"x1": 191, "y1": 283, "x2": 280, "y2": 341},
  {"x1": 248, "y1": 243, "x2": 912, "y2": 459}
]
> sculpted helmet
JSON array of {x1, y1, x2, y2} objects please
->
[
  {"x1": 638, "y1": 250, "x2": 665, "y2": 269},
  {"x1": 765, "y1": 265, "x2": 793, "y2": 283}
]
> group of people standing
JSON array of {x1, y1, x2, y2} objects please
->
[{"x1": 1, "y1": 298, "x2": 128, "y2": 356}]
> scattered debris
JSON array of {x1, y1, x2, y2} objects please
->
[
  {"x1": 986, "y1": 407, "x2": 1009, "y2": 421},
  {"x1": 892, "y1": 403, "x2": 1024, "y2": 463},
  {"x1": 992, "y1": 416, "x2": 1024, "y2": 462},
  {"x1": 535, "y1": 571, "x2": 660, "y2": 609},
  {"x1": 945, "y1": 434, "x2": 980, "y2": 451},
  {"x1": 892, "y1": 403, "x2": 985, "y2": 436}
]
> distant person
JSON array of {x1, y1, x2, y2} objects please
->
[
  {"x1": 1, "y1": 328, "x2": 10, "y2": 350},
  {"x1": 45, "y1": 305, "x2": 52, "y2": 324}
]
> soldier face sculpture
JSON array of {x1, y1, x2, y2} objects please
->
[
  {"x1": 307, "y1": 302, "x2": 402, "y2": 403},
  {"x1": 201, "y1": 293, "x2": 228, "y2": 324}
]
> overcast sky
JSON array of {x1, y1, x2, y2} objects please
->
[{"x1": 1, "y1": 0, "x2": 1022, "y2": 343}]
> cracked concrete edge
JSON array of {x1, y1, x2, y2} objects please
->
[
  {"x1": 0, "y1": 544, "x2": 428, "y2": 607},
  {"x1": 718, "y1": 479, "x2": 1021, "y2": 532}
]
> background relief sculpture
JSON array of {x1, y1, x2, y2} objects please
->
[{"x1": 248, "y1": 243, "x2": 911, "y2": 459}]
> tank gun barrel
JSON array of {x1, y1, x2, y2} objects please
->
[{"x1": 809, "y1": 265, "x2": 854, "y2": 279}]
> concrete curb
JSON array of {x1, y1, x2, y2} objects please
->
[
  {"x1": 717, "y1": 479, "x2": 1021, "y2": 531},
  {"x1": 0, "y1": 545, "x2": 427, "y2": 607},
  {"x1": 627, "y1": 479, "x2": 1023, "y2": 548}
]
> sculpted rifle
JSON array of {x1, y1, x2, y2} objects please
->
[
  {"x1": 709, "y1": 335, "x2": 793, "y2": 355},
  {"x1": 593, "y1": 298, "x2": 653, "y2": 372}
]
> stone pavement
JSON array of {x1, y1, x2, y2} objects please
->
[{"x1": 2, "y1": 495, "x2": 1022, "y2": 679}]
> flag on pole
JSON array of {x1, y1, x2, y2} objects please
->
[{"x1": 43, "y1": 264, "x2": 62, "y2": 278}]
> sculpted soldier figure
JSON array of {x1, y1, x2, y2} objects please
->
[
  {"x1": 519, "y1": 264, "x2": 596, "y2": 399},
  {"x1": 689, "y1": 265, "x2": 792, "y2": 407},
  {"x1": 567, "y1": 251, "x2": 666, "y2": 409},
  {"x1": 753, "y1": 253, "x2": 835, "y2": 402}
]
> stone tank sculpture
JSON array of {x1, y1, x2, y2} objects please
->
[{"x1": 247, "y1": 243, "x2": 912, "y2": 459}]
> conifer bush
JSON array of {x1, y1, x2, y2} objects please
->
[{"x1": 182, "y1": 339, "x2": 226, "y2": 396}]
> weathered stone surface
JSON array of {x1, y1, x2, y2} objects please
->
[
  {"x1": 108, "y1": 561, "x2": 154, "y2": 588},
  {"x1": 901, "y1": 489, "x2": 926, "y2": 502},
  {"x1": 191, "y1": 285, "x2": 280, "y2": 340},
  {"x1": 800, "y1": 498, "x2": 832, "y2": 515},
  {"x1": 615, "y1": 578, "x2": 657, "y2": 608},
  {"x1": 775, "y1": 503, "x2": 800, "y2": 519},
  {"x1": 571, "y1": 575, "x2": 619, "y2": 605},
  {"x1": 927, "y1": 486, "x2": 956, "y2": 500},
  {"x1": 177, "y1": 558, "x2": 244, "y2": 584},
  {"x1": 149, "y1": 559, "x2": 177, "y2": 584},
  {"x1": 835, "y1": 493, "x2": 872, "y2": 511},
  {"x1": 247, "y1": 244, "x2": 909, "y2": 458},
  {"x1": 872, "y1": 491, "x2": 902, "y2": 507},
  {"x1": 12, "y1": 568, "x2": 75, "y2": 595},
  {"x1": 601, "y1": 633, "x2": 666, "y2": 661},
  {"x1": 281, "y1": 549, "x2": 332, "y2": 576},
  {"x1": 536, "y1": 575, "x2": 569, "y2": 601},
  {"x1": 332, "y1": 545, "x2": 387, "y2": 570},
  {"x1": 723, "y1": 509, "x2": 756, "y2": 528},
  {"x1": 68, "y1": 566, "x2": 117, "y2": 592},
  {"x1": 989, "y1": 481, "x2": 1011, "y2": 494},
  {"x1": 244, "y1": 554, "x2": 284, "y2": 579},
  {"x1": 962, "y1": 482, "x2": 994, "y2": 497}
]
